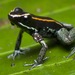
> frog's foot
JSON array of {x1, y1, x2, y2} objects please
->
[
  {"x1": 24, "y1": 60, "x2": 42, "y2": 70},
  {"x1": 24, "y1": 57, "x2": 49, "y2": 70},
  {"x1": 67, "y1": 47, "x2": 75, "y2": 58},
  {"x1": 8, "y1": 50, "x2": 25, "y2": 60}
]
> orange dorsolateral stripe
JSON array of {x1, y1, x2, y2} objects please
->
[
  {"x1": 32, "y1": 17, "x2": 62, "y2": 26},
  {"x1": 32, "y1": 17, "x2": 55, "y2": 22}
]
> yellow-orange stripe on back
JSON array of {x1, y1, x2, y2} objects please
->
[
  {"x1": 32, "y1": 17, "x2": 63, "y2": 26},
  {"x1": 32, "y1": 17, "x2": 55, "y2": 22}
]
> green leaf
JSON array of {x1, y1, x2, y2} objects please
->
[{"x1": 0, "y1": 0, "x2": 75, "y2": 75}]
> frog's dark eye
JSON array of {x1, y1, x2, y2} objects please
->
[
  {"x1": 14, "y1": 8, "x2": 23, "y2": 13},
  {"x1": 11, "y1": 7, "x2": 25, "y2": 15}
]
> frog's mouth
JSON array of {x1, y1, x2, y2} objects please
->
[{"x1": 10, "y1": 22, "x2": 15, "y2": 25}]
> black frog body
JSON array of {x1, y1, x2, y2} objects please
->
[{"x1": 8, "y1": 9, "x2": 66, "y2": 37}]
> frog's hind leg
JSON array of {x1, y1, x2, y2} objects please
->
[
  {"x1": 61, "y1": 22, "x2": 73, "y2": 30},
  {"x1": 67, "y1": 47, "x2": 75, "y2": 58},
  {"x1": 67, "y1": 28, "x2": 75, "y2": 58},
  {"x1": 56, "y1": 27, "x2": 75, "y2": 58}
]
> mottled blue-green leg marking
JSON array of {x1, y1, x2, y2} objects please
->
[
  {"x1": 56, "y1": 28, "x2": 75, "y2": 58},
  {"x1": 61, "y1": 22, "x2": 73, "y2": 29},
  {"x1": 24, "y1": 33, "x2": 48, "y2": 69}
]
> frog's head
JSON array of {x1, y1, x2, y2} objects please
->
[{"x1": 8, "y1": 7, "x2": 30, "y2": 26}]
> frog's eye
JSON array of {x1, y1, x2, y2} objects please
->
[
  {"x1": 11, "y1": 7, "x2": 25, "y2": 15},
  {"x1": 14, "y1": 8, "x2": 22, "y2": 13}
]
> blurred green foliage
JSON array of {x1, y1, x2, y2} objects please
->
[{"x1": 0, "y1": 0, "x2": 75, "y2": 75}]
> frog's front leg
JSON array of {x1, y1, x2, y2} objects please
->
[
  {"x1": 56, "y1": 28, "x2": 75, "y2": 58},
  {"x1": 25, "y1": 33, "x2": 48, "y2": 69},
  {"x1": 8, "y1": 29, "x2": 24, "y2": 60}
]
